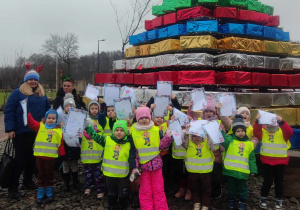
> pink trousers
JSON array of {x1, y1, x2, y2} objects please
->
[{"x1": 139, "y1": 168, "x2": 168, "y2": 210}]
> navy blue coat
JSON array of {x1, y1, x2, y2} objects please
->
[{"x1": 5, "y1": 88, "x2": 51, "y2": 135}]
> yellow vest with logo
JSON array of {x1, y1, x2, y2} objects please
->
[
  {"x1": 228, "y1": 125, "x2": 253, "y2": 139},
  {"x1": 103, "y1": 117, "x2": 113, "y2": 136},
  {"x1": 224, "y1": 140, "x2": 254, "y2": 174},
  {"x1": 172, "y1": 141, "x2": 186, "y2": 159},
  {"x1": 81, "y1": 135, "x2": 104, "y2": 164},
  {"x1": 102, "y1": 136, "x2": 130, "y2": 178},
  {"x1": 185, "y1": 139, "x2": 214, "y2": 173},
  {"x1": 91, "y1": 119, "x2": 104, "y2": 136},
  {"x1": 260, "y1": 128, "x2": 291, "y2": 158},
  {"x1": 131, "y1": 125, "x2": 160, "y2": 164},
  {"x1": 164, "y1": 110, "x2": 170, "y2": 121},
  {"x1": 34, "y1": 123, "x2": 62, "y2": 158}
]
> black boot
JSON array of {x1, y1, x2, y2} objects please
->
[
  {"x1": 71, "y1": 172, "x2": 80, "y2": 190},
  {"x1": 130, "y1": 191, "x2": 140, "y2": 208},
  {"x1": 62, "y1": 173, "x2": 71, "y2": 192}
]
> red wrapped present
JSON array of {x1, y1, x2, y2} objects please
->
[
  {"x1": 252, "y1": 72, "x2": 270, "y2": 86},
  {"x1": 115, "y1": 74, "x2": 134, "y2": 84},
  {"x1": 270, "y1": 74, "x2": 288, "y2": 87},
  {"x1": 158, "y1": 71, "x2": 178, "y2": 84},
  {"x1": 253, "y1": 12, "x2": 269, "y2": 25},
  {"x1": 288, "y1": 74, "x2": 300, "y2": 87},
  {"x1": 163, "y1": 13, "x2": 177, "y2": 26},
  {"x1": 177, "y1": 70, "x2": 215, "y2": 85},
  {"x1": 213, "y1": 7, "x2": 236, "y2": 19},
  {"x1": 95, "y1": 73, "x2": 116, "y2": 84},
  {"x1": 216, "y1": 71, "x2": 252, "y2": 86},
  {"x1": 145, "y1": 20, "x2": 154, "y2": 30},
  {"x1": 177, "y1": 6, "x2": 212, "y2": 21},
  {"x1": 236, "y1": 10, "x2": 257, "y2": 23},
  {"x1": 267, "y1": 16, "x2": 280, "y2": 27},
  {"x1": 134, "y1": 73, "x2": 159, "y2": 85},
  {"x1": 153, "y1": 16, "x2": 164, "y2": 28}
]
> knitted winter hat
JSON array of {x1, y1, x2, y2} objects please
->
[
  {"x1": 112, "y1": 120, "x2": 128, "y2": 134},
  {"x1": 202, "y1": 99, "x2": 216, "y2": 114},
  {"x1": 135, "y1": 107, "x2": 152, "y2": 121},
  {"x1": 24, "y1": 63, "x2": 41, "y2": 82},
  {"x1": 63, "y1": 93, "x2": 76, "y2": 108},
  {"x1": 88, "y1": 101, "x2": 100, "y2": 119},
  {"x1": 232, "y1": 115, "x2": 246, "y2": 134},
  {"x1": 237, "y1": 107, "x2": 250, "y2": 116}
]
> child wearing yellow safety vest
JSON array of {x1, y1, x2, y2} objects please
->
[
  {"x1": 254, "y1": 113, "x2": 293, "y2": 210},
  {"x1": 221, "y1": 115, "x2": 257, "y2": 210},
  {"x1": 27, "y1": 109, "x2": 65, "y2": 204},
  {"x1": 85, "y1": 120, "x2": 138, "y2": 210},
  {"x1": 131, "y1": 107, "x2": 173, "y2": 210},
  {"x1": 98, "y1": 102, "x2": 117, "y2": 137},
  {"x1": 81, "y1": 101, "x2": 105, "y2": 198}
]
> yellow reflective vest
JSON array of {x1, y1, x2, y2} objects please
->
[
  {"x1": 34, "y1": 123, "x2": 62, "y2": 158},
  {"x1": 81, "y1": 135, "x2": 104, "y2": 164},
  {"x1": 102, "y1": 136, "x2": 130, "y2": 178},
  {"x1": 131, "y1": 125, "x2": 160, "y2": 164},
  {"x1": 228, "y1": 125, "x2": 253, "y2": 139},
  {"x1": 103, "y1": 117, "x2": 113, "y2": 136},
  {"x1": 224, "y1": 140, "x2": 254, "y2": 174},
  {"x1": 91, "y1": 119, "x2": 104, "y2": 136},
  {"x1": 172, "y1": 141, "x2": 186, "y2": 159},
  {"x1": 157, "y1": 122, "x2": 168, "y2": 135},
  {"x1": 185, "y1": 139, "x2": 214, "y2": 173},
  {"x1": 260, "y1": 128, "x2": 291, "y2": 158}
]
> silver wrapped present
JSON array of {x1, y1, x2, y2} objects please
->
[
  {"x1": 265, "y1": 57, "x2": 279, "y2": 69},
  {"x1": 174, "y1": 53, "x2": 214, "y2": 67},
  {"x1": 216, "y1": 53, "x2": 247, "y2": 67},
  {"x1": 251, "y1": 93, "x2": 272, "y2": 108},
  {"x1": 271, "y1": 93, "x2": 289, "y2": 106},
  {"x1": 294, "y1": 92, "x2": 300, "y2": 105},
  {"x1": 133, "y1": 58, "x2": 143, "y2": 69},
  {"x1": 143, "y1": 57, "x2": 156, "y2": 69},
  {"x1": 287, "y1": 57, "x2": 300, "y2": 69},
  {"x1": 235, "y1": 93, "x2": 252, "y2": 107},
  {"x1": 247, "y1": 55, "x2": 266, "y2": 68},
  {"x1": 155, "y1": 54, "x2": 177, "y2": 67},
  {"x1": 279, "y1": 59, "x2": 293, "y2": 70},
  {"x1": 126, "y1": 59, "x2": 136, "y2": 70},
  {"x1": 113, "y1": 60, "x2": 126, "y2": 70}
]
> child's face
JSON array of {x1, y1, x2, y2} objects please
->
[
  {"x1": 191, "y1": 135, "x2": 204, "y2": 145},
  {"x1": 204, "y1": 110, "x2": 215, "y2": 118},
  {"x1": 46, "y1": 113, "x2": 57, "y2": 125},
  {"x1": 107, "y1": 106, "x2": 115, "y2": 118},
  {"x1": 240, "y1": 111, "x2": 250, "y2": 122},
  {"x1": 114, "y1": 128, "x2": 125, "y2": 139},
  {"x1": 154, "y1": 117, "x2": 164, "y2": 125},
  {"x1": 90, "y1": 104, "x2": 99, "y2": 116},
  {"x1": 138, "y1": 117, "x2": 150, "y2": 126},
  {"x1": 64, "y1": 105, "x2": 74, "y2": 114},
  {"x1": 235, "y1": 128, "x2": 246, "y2": 138}
]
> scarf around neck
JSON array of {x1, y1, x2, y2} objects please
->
[{"x1": 134, "y1": 121, "x2": 154, "y2": 131}]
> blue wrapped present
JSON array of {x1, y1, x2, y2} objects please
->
[
  {"x1": 187, "y1": 20, "x2": 218, "y2": 33},
  {"x1": 275, "y1": 29, "x2": 284, "y2": 40},
  {"x1": 263, "y1": 26, "x2": 277, "y2": 39},
  {"x1": 245, "y1": 24, "x2": 263, "y2": 37},
  {"x1": 283, "y1": 32, "x2": 290, "y2": 42},
  {"x1": 148, "y1": 29, "x2": 158, "y2": 41},
  {"x1": 167, "y1": 24, "x2": 187, "y2": 37},
  {"x1": 129, "y1": 35, "x2": 139, "y2": 45},
  {"x1": 158, "y1": 27, "x2": 168, "y2": 39},
  {"x1": 137, "y1": 32, "x2": 148, "y2": 43},
  {"x1": 219, "y1": 23, "x2": 245, "y2": 35}
]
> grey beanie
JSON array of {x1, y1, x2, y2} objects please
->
[{"x1": 63, "y1": 93, "x2": 76, "y2": 108}]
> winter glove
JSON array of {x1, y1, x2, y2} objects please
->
[
  {"x1": 84, "y1": 116, "x2": 93, "y2": 129},
  {"x1": 100, "y1": 102, "x2": 107, "y2": 113}
]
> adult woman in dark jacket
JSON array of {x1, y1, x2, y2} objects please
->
[{"x1": 4, "y1": 64, "x2": 50, "y2": 198}]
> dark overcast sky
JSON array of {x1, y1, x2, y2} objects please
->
[{"x1": 0, "y1": 0, "x2": 298, "y2": 66}]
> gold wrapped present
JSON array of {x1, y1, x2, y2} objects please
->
[
  {"x1": 261, "y1": 41, "x2": 279, "y2": 53},
  {"x1": 158, "y1": 39, "x2": 182, "y2": 53},
  {"x1": 180, "y1": 35, "x2": 217, "y2": 49},
  {"x1": 150, "y1": 43, "x2": 160, "y2": 55},
  {"x1": 278, "y1": 42, "x2": 292, "y2": 54},
  {"x1": 248, "y1": 39, "x2": 262, "y2": 52},
  {"x1": 139, "y1": 44, "x2": 151, "y2": 56},
  {"x1": 125, "y1": 46, "x2": 140, "y2": 57},
  {"x1": 291, "y1": 44, "x2": 300, "y2": 56},
  {"x1": 217, "y1": 37, "x2": 250, "y2": 51}
]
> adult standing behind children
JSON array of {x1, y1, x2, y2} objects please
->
[
  {"x1": 4, "y1": 63, "x2": 51, "y2": 198},
  {"x1": 53, "y1": 76, "x2": 86, "y2": 110}
]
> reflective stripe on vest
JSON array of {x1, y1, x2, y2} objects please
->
[
  {"x1": 81, "y1": 134, "x2": 104, "y2": 164},
  {"x1": 186, "y1": 157, "x2": 212, "y2": 164},
  {"x1": 185, "y1": 164, "x2": 213, "y2": 171},
  {"x1": 103, "y1": 117, "x2": 113, "y2": 136},
  {"x1": 138, "y1": 147, "x2": 159, "y2": 153},
  {"x1": 261, "y1": 143, "x2": 287, "y2": 149},
  {"x1": 172, "y1": 142, "x2": 186, "y2": 159},
  {"x1": 35, "y1": 142, "x2": 59, "y2": 148},
  {"x1": 260, "y1": 148, "x2": 287, "y2": 155},
  {"x1": 225, "y1": 154, "x2": 249, "y2": 163},
  {"x1": 103, "y1": 159, "x2": 129, "y2": 167},
  {"x1": 81, "y1": 156, "x2": 102, "y2": 160},
  {"x1": 34, "y1": 148, "x2": 58, "y2": 155},
  {"x1": 102, "y1": 166, "x2": 129, "y2": 175},
  {"x1": 224, "y1": 160, "x2": 249, "y2": 171}
]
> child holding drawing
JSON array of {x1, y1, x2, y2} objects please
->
[{"x1": 98, "y1": 102, "x2": 117, "y2": 137}]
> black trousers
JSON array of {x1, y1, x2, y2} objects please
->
[
  {"x1": 261, "y1": 164, "x2": 285, "y2": 199},
  {"x1": 10, "y1": 132, "x2": 36, "y2": 190},
  {"x1": 106, "y1": 176, "x2": 129, "y2": 210}
]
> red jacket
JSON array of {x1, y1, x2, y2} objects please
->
[
  {"x1": 27, "y1": 113, "x2": 65, "y2": 159},
  {"x1": 253, "y1": 120, "x2": 293, "y2": 165}
]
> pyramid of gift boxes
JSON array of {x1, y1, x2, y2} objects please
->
[{"x1": 96, "y1": 0, "x2": 300, "y2": 88}]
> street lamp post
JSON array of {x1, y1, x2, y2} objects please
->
[{"x1": 97, "y1": 39, "x2": 106, "y2": 73}]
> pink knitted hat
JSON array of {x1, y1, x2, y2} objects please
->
[
  {"x1": 203, "y1": 98, "x2": 216, "y2": 114},
  {"x1": 136, "y1": 107, "x2": 152, "y2": 121}
]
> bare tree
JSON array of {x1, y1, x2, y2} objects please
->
[
  {"x1": 110, "y1": 0, "x2": 161, "y2": 57},
  {"x1": 42, "y1": 33, "x2": 79, "y2": 73}
]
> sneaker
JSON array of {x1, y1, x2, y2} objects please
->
[
  {"x1": 97, "y1": 192, "x2": 105, "y2": 199},
  {"x1": 259, "y1": 197, "x2": 267, "y2": 209},
  {"x1": 36, "y1": 187, "x2": 45, "y2": 204},
  {"x1": 228, "y1": 199, "x2": 236, "y2": 210},
  {"x1": 8, "y1": 189, "x2": 20, "y2": 199},
  {"x1": 193, "y1": 203, "x2": 201, "y2": 210},
  {"x1": 275, "y1": 200, "x2": 283, "y2": 210},
  {"x1": 238, "y1": 201, "x2": 247, "y2": 210},
  {"x1": 45, "y1": 187, "x2": 54, "y2": 203},
  {"x1": 84, "y1": 189, "x2": 91, "y2": 196}
]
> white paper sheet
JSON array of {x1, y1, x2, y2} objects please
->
[
  {"x1": 153, "y1": 95, "x2": 170, "y2": 117},
  {"x1": 203, "y1": 121, "x2": 224, "y2": 144},
  {"x1": 57, "y1": 106, "x2": 68, "y2": 126},
  {"x1": 173, "y1": 108, "x2": 189, "y2": 126},
  {"x1": 64, "y1": 108, "x2": 87, "y2": 147},
  {"x1": 114, "y1": 97, "x2": 133, "y2": 120},
  {"x1": 104, "y1": 84, "x2": 120, "y2": 106},
  {"x1": 20, "y1": 98, "x2": 28, "y2": 126},
  {"x1": 191, "y1": 88, "x2": 207, "y2": 111},
  {"x1": 84, "y1": 83, "x2": 100, "y2": 101},
  {"x1": 258, "y1": 110, "x2": 278, "y2": 126},
  {"x1": 121, "y1": 86, "x2": 139, "y2": 106},
  {"x1": 169, "y1": 119, "x2": 183, "y2": 146},
  {"x1": 157, "y1": 81, "x2": 173, "y2": 96},
  {"x1": 63, "y1": 129, "x2": 81, "y2": 147},
  {"x1": 218, "y1": 93, "x2": 237, "y2": 116},
  {"x1": 187, "y1": 120, "x2": 207, "y2": 138}
]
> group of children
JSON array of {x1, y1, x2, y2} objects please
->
[{"x1": 24, "y1": 91, "x2": 293, "y2": 210}]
